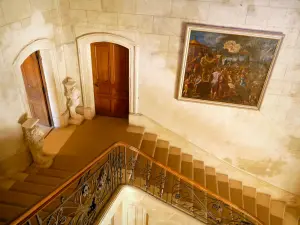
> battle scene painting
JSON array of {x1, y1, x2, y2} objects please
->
[{"x1": 178, "y1": 25, "x2": 284, "y2": 109}]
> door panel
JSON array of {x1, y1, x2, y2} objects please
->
[
  {"x1": 91, "y1": 42, "x2": 129, "y2": 118},
  {"x1": 21, "y1": 52, "x2": 51, "y2": 126},
  {"x1": 92, "y1": 43, "x2": 111, "y2": 96},
  {"x1": 111, "y1": 44, "x2": 129, "y2": 97}
]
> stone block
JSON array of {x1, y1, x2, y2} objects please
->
[
  {"x1": 73, "y1": 24, "x2": 107, "y2": 37},
  {"x1": 270, "y1": 0, "x2": 300, "y2": 9},
  {"x1": 102, "y1": 0, "x2": 135, "y2": 13},
  {"x1": 63, "y1": 43, "x2": 81, "y2": 88},
  {"x1": 2, "y1": 0, "x2": 31, "y2": 23},
  {"x1": 285, "y1": 65, "x2": 300, "y2": 82},
  {"x1": 266, "y1": 80, "x2": 292, "y2": 95},
  {"x1": 277, "y1": 48, "x2": 298, "y2": 65},
  {"x1": 22, "y1": 118, "x2": 39, "y2": 129},
  {"x1": 69, "y1": 0, "x2": 101, "y2": 11},
  {"x1": 153, "y1": 17, "x2": 183, "y2": 36},
  {"x1": 270, "y1": 63, "x2": 287, "y2": 80},
  {"x1": 105, "y1": 27, "x2": 139, "y2": 41},
  {"x1": 290, "y1": 83, "x2": 300, "y2": 97},
  {"x1": 0, "y1": 6, "x2": 6, "y2": 27},
  {"x1": 30, "y1": 0, "x2": 56, "y2": 11},
  {"x1": 43, "y1": 9, "x2": 60, "y2": 25},
  {"x1": 171, "y1": 0, "x2": 209, "y2": 21},
  {"x1": 57, "y1": 25, "x2": 75, "y2": 45},
  {"x1": 87, "y1": 11, "x2": 118, "y2": 26},
  {"x1": 243, "y1": 0, "x2": 270, "y2": 6},
  {"x1": 118, "y1": 14, "x2": 153, "y2": 33},
  {"x1": 168, "y1": 36, "x2": 183, "y2": 54},
  {"x1": 139, "y1": 34, "x2": 169, "y2": 52},
  {"x1": 246, "y1": 6, "x2": 270, "y2": 27},
  {"x1": 268, "y1": 8, "x2": 300, "y2": 28},
  {"x1": 286, "y1": 9, "x2": 300, "y2": 28},
  {"x1": 207, "y1": 2, "x2": 248, "y2": 26},
  {"x1": 62, "y1": 9, "x2": 87, "y2": 26},
  {"x1": 281, "y1": 29, "x2": 299, "y2": 48},
  {"x1": 136, "y1": 0, "x2": 171, "y2": 16}
]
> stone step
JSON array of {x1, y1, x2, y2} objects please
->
[
  {"x1": 230, "y1": 179, "x2": 243, "y2": 209},
  {"x1": 257, "y1": 192, "x2": 271, "y2": 225},
  {"x1": 181, "y1": 154, "x2": 193, "y2": 180},
  {"x1": 243, "y1": 186, "x2": 257, "y2": 216},
  {"x1": 125, "y1": 125, "x2": 145, "y2": 149},
  {"x1": 0, "y1": 203, "x2": 26, "y2": 223},
  {"x1": 10, "y1": 181, "x2": 55, "y2": 196},
  {"x1": 25, "y1": 174, "x2": 65, "y2": 187},
  {"x1": 140, "y1": 133, "x2": 157, "y2": 157},
  {"x1": 193, "y1": 160, "x2": 206, "y2": 213},
  {"x1": 216, "y1": 173, "x2": 229, "y2": 200},
  {"x1": 36, "y1": 168, "x2": 73, "y2": 179},
  {"x1": 165, "y1": 147, "x2": 181, "y2": 193},
  {"x1": 193, "y1": 160, "x2": 205, "y2": 187},
  {"x1": 283, "y1": 206, "x2": 299, "y2": 225},
  {"x1": 150, "y1": 140, "x2": 169, "y2": 192},
  {"x1": 271, "y1": 200, "x2": 286, "y2": 225},
  {"x1": 205, "y1": 166, "x2": 217, "y2": 194},
  {"x1": 50, "y1": 155, "x2": 89, "y2": 172},
  {"x1": 137, "y1": 133, "x2": 157, "y2": 171},
  {"x1": 0, "y1": 190, "x2": 42, "y2": 208}
]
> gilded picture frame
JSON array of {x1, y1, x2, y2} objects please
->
[{"x1": 178, "y1": 24, "x2": 284, "y2": 110}]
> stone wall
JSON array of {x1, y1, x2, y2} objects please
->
[
  {"x1": 57, "y1": 0, "x2": 300, "y2": 196},
  {"x1": 0, "y1": 0, "x2": 299, "y2": 197}
]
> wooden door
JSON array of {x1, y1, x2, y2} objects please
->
[
  {"x1": 21, "y1": 52, "x2": 52, "y2": 126},
  {"x1": 91, "y1": 42, "x2": 129, "y2": 118}
]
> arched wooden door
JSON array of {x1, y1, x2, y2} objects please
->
[
  {"x1": 21, "y1": 51, "x2": 52, "y2": 126},
  {"x1": 91, "y1": 42, "x2": 129, "y2": 118}
]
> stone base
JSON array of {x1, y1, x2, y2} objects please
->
[
  {"x1": 76, "y1": 106, "x2": 94, "y2": 120},
  {"x1": 69, "y1": 116, "x2": 84, "y2": 125}
]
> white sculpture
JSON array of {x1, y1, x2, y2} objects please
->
[
  {"x1": 64, "y1": 77, "x2": 84, "y2": 125},
  {"x1": 22, "y1": 118, "x2": 53, "y2": 168}
]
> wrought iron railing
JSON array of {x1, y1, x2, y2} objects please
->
[{"x1": 11, "y1": 142, "x2": 263, "y2": 225}]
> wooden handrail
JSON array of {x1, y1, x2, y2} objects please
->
[{"x1": 10, "y1": 142, "x2": 263, "y2": 225}]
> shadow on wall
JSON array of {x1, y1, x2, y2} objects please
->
[{"x1": 0, "y1": 114, "x2": 32, "y2": 175}]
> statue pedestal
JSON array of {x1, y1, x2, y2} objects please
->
[
  {"x1": 21, "y1": 118, "x2": 53, "y2": 168},
  {"x1": 69, "y1": 115, "x2": 84, "y2": 125}
]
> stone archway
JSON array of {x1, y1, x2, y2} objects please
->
[
  {"x1": 77, "y1": 33, "x2": 139, "y2": 119},
  {"x1": 13, "y1": 39, "x2": 67, "y2": 127}
]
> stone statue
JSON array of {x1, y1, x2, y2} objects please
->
[
  {"x1": 21, "y1": 118, "x2": 53, "y2": 168},
  {"x1": 64, "y1": 77, "x2": 84, "y2": 125}
]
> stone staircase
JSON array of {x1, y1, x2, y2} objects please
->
[
  {"x1": 126, "y1": 129, "x2": 300, "y2": 225},
  {"x1": 0, "y1": 124, "x2": 299, "y2": 224}
]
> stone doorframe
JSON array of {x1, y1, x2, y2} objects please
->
[
  {"x1": 12, "y1": 39, "x2": 67, "y2": 127},
  {"x1": 77, "y1": 33, "x2": 139, "y2": 119}
]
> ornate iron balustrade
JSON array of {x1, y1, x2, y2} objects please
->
[{"x1": 11, "y1": 142, "x2": 263, "y2": 225}]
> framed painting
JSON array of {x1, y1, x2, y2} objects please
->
[{"x1": 178, "y1": 24, "x2": 284, "y2": 110}]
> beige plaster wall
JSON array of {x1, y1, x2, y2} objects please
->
[
  {"x1": 57, "y1": 0, "x2": 300, "y2": 197},
  {"x1": 0, "y1": 0, "x2": 69, "y2": 174}
]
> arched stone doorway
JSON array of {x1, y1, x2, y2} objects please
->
[
  {"x1": 77, "y1": 33, "x2": 139, "y2": 119},
  {"x1": 13, "y1": 39, "x2": 66, "y2": 127},
  {"x1": 91, "y1": 42, "x2": 129, "y2": 118}
]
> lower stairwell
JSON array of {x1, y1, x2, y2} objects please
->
[{"x1": 0, "y1": 118, "x2": 299, "y2": 225}]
